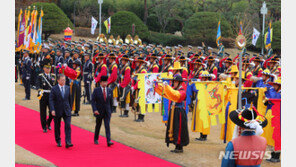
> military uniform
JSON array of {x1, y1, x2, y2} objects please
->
[
  {"x1": 107, "y1": 54, "x2": 119, "y2": 113},
  {"x1": 71, "y1": 60, "x2": 82, "y2": 116},
  {"x1": 119, "y1": 55, "x2": 132, "y2": 117},
  {"x1": 21, "y1": 51, "x2": 32, "y2": 100},
  {"x1": 83, "y1": 57, "x2": 93, "y2": 104},
  {"x1": 37, "y1": 63, "x2": 56, "y2": 132}
]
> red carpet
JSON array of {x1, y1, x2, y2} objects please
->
[{"x1": 15, "y1": 104, "x2": 180, "y2": 167}]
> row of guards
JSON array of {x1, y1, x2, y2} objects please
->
[
  {"x1": 133, "y1": 72, "x2": 280, "y2": 152},
  {"x1": 96, "y1": 34, "x2": 142, "y2": 45}
]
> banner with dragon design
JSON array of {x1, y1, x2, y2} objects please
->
[{"x1": 191, "y1": 81, "x2": 226, "y2": 132}]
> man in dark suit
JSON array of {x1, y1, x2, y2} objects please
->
[
  {"x1": 49, "y1": 74, "x2": 73, "y2": 148},
  {"x1": 91, "y1": 75, "x2": 114, "y2": 147}
]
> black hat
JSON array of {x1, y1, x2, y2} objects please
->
[
  {"x1": 73, "y1": 59, "x2": 81, "y2": 66},
  {"x1": 100, "y1": 75, "x2": 108, "y2": 82},
  {"x1": 179, "y1": 56, "x2": 186, "y2": 61},
  {"x1": 134, "y1": 57, "x2": 146, "y2": 63},
  {"x1": 225, "y1": 58, "x2": 232, "y2": 63},
  {"x1": 193, "y1": 59, "x2": 202, "y2": 64},
  {"x1": 229, "y1": 109, "x2": 267, "y2": 129},
  {"x1": 163, "y1": 54, "x2": 173, "y2": 60},
  {"x1": 121, "y1": 55, "x2": 130, "y2": 61},
  {"x1": 253, "y1": 57, "x2": 262, "y2": 62},
  {"x1": 173, "y1": 75, "x2": 183, "y2": 82},
  {"x1": 109, "y1": 53, "x2": 117, "y2": 59},
  {"x1": 43, "y1": 58, "x2": 52, "y2": 68},
  {"x1": 207, "y1": 56, "x2": 215, "y2": 62}
]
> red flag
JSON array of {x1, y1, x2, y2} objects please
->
[
  {"x1": 270, "y1": 99, "x2": 281, "y2": 151},
  {"x1": 17, "y1": 13, "x2": 26, "y2": 48}
]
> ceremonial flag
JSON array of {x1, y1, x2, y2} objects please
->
[
  {"x1": 252, "y1": 27, "x2": 260, "y2": 46},
  {"x1": 17, "y1": 11, "x2": 26, "y2": 49},
  {"x1": 104, "y1": 17, "x2": 111, "y2": 34},
  {"x1": 265, "y1": 22, "x2": 272, "y2": 48},
  {"x1": 91, "y1": 17, "x2": 98, "y2": 35},
  {"x1": 16, "y1": 9, "x2": 23, "y2": 46},
  {"x1": 36, "y1": 9, "x2": 44, "y2": 53},
  {"x1": 216, "y1": 21, "x2": 221, "y2": 46},
  {"x1": 238, "y1": 21, "x2": 243, "y2": 35}
]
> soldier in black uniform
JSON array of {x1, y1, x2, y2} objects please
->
[
  {"x1": 54, "y1": 48, "x2": 64, "y2": 76},
  {"x1": 37, "y1": 59, "x2": 56, "y2": 133},
  {"x1": 83, "y1": 53, "x2": 93, "y2": 104},
  {"x1": 64, "y1": 49, "x2": 73, "y2": 86},
  {"x1": 71, "y1": 59, "x2": 82, "y2": 116},
  {"x1": 21, "y1": 50, "x2": 32, "y2": 100}
]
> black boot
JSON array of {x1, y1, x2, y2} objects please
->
[
  {"x1": 267, "y1": 151, "x2": 280, "y2": 163},
  {"x1": 203, "y1": 135, "x2": 208, "y2": 141},
  {"x1": 195, "y1": 133, "x2": 206, "y2": 141},
  {"x1": 171, "y1": 145, "x2": 183, "y2": 153},
  {"x1": 123, "y1": 110, "x2": 129, "y2": 117},
  {"x1": 112, "y1": 106, "x2": 117, "y2": 113}
]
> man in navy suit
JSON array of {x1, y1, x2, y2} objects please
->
[
  {"x1": 49, "y1": 74, "x2": 73, "y2": 148},
  {"x1": 91, "y1": 75, "x2": 114, "y2": 147}
]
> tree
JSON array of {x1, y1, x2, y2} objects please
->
[
  {"x1": 32, "y1": 2, "x2": 73, "y2": 39},
  {"x1": 111, "y1": 11, "x2": 149, "y2": 39},
  {"x1": 182, "y1": 12, "x2": 233, "y2": 46}
]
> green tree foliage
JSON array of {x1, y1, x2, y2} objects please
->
[
  {"x1": 182, "y1": 12, "x2": 233, "y2": 46},
  {"x1": 32, "y1": 2, "x2": 73, "y2": 39},
  {"x1": 111, "y1": 11, "x2": 149, "y2": 40},
  {"x1": 256, "y1": 21, "x2": 281, "y2": 51}
]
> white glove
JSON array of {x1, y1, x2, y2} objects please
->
[
  {"x1": 210, "y1": 74, "x2": 216, "y2": 80},
  {"x1": 93, "y1": 80, "x2": 96, "y2": 84},
  {"x1": 163, "y1": 81, "x2": 168, "y2": 86},
  {"x1": 203, "y1": 64, "x2": 207, "y2": 69},
  {"x1": 63, "y1": 63, "x2": 67, "y2": 68},
  {"x1": 131, "y1": 87, "x2": 134, "y2": 92},
  {"x1": 186, "y1": 58, "x2": 191, "y2": 61},
  {"x1": 168, "y1": 71, "x2": 173, "y2": 76},
  {"x1": 146, "y1": 61, "x2": 150, "y2": 67},
  {"x1": 117, "y1": 83, "x2": 120, "y2": 88},
  {"x1": 26, "y1": 77, "x2": 30, "y2": 80},
  {"x1": 249, "y1": 62, "x2": 255, "y2": 68}
]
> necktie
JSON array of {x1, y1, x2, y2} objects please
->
[
  {"x1": 61, "y1": 86, "x2": 64, "y2": 98},
  {"x1": 103, "y1": 87, "x2": 106, "y2": 101}
]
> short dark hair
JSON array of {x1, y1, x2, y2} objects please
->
[{"x1": 57, "y1": 74, "x2": 65, "y2": 80}]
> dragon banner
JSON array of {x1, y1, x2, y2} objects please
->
[{"x1": 192, "y1": 81, "x2": 226, "y2": 131}]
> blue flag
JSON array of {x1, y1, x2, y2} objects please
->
[{"x1": 216, "y1": 21, "x2": 221, "y2": 46}]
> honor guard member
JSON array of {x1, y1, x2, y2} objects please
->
[
  {"x1": 161, "y1": 55, "x2": 173, "y2": 73},
  {"x1": 221, "y1": 109, "x2": 267, "y2": 167},
  {"x1": 242, "y1": 59, "x2": 253, "y2": 87},
  {"x1": 83, "y1": 53, "x2": 93, "y2": 104},
  {"x1": 187, "y1": 45, "x2": 194, "y2": 58},
  {"x1": 37, "y1": 59, "x2": 56, "y2": 133},
  {"x1": 266, "y1": 45, "x2": 273, "y2": 58},
  {"x1": 189, "y1": 59, "x2": 204, "y2": 80},
  {"x1": 119, "y1": 55, "x2": 132, "y2": 117},
  {"x1": 131, "y1": 57, "x2": 147, "y2": 122},
  {"x1": 21, "y1": 50, "x2": 32, "y2": 100},
  {"x1": 218, "y1": 42, "x2": 225, "y2": 57},
  {"x1": 71, "y1": 59, "x2": 82, "y2": 116},
  {"x1": 206, "y1": 56, "x2": 218, "y2": 81},
  {"x1": 64, "y1": 49, "x2": 73, "y2": 86},
  {"x1": 252, "y1": 57, "x2": 263, "y2": 77},
  {"x1": 179, "y1": 56, "x2": 189, "y2": 79},
  {"x1": 269, "y1": 58, "x2": 280, "y2": 76},
  {"x1": 107, "y1": 53, "x2": 119, "y2": 113},
  {"x1": 154, "y1": 75, "x2": 189, "y2": 153},
  {"x1": 55, "y1": 48, "x2": 64, "y2": 75},
  {"x1": 194, "y1": 71, "x2": 215, "y2": 141},
  {"x1": 147, "y1": 54, "x2": 159, "y2": 73},
  {"x1": 94, "y1": 53, "x2": 107, "y2": 87},
  {"x1": 251, "y1": 69, "x2": 273, "y2": 88}
]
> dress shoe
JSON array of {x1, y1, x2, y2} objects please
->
[
  {"x1": 195, "y1": 137, "x2": 207, "y2": 141},
  {"x1": 66, "y1": 143, "x2": 73, "y2": 148},
  {"x1": 94, "y1": 140, "x2": 99, "y2": 145},
  {"x1": 170, "y1": 149, "x2": 183, "y2": 153},
  {"x1": 43, "y1": 129, "x2": 47, "y2": 133},
  {"x1": 57, "y1": 141, "x2": 62, "y2": 147},
  {"x1": 22, "y1": 98, "x2": 30, "y2": 100},
  {"x1": 71, "y1": 113, "x2": 79, "y2": 116},
  {"x1": 107, "y1": 142, "x2": 114, "y2": 147},
  {"x1": 47, "y1": 125, "x2": 52, "y2": 130}
]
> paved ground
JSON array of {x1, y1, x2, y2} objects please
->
[{"x1": 15, "y1": 81, "x2": 280, "y2": 167}]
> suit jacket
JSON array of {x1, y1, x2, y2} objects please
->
[
  {"x1": 49, "y1": 85, "x2": 72, "y2": 117},
  {"x1": 91, "y1": 87, "x2": 113, "y2": 117}
]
